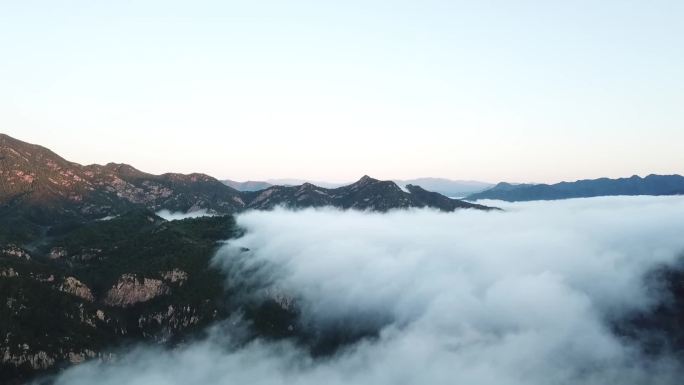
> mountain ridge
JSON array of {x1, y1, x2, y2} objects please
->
[
  {"x1": 466, "y1": 174, "x2": 684, "y2": 201},
  {"x1": 223, "y1": 177, "x2": 494, "y2": 197},
  {"x1": 0, "y1": 133, "x2": 494, "y2": 225}
]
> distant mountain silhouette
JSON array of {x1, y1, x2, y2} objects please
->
[
  {"x1": 466, "y1": 175, "x2": 684, "y2": 202},
  {"x1": 394, "y1": 178, "x2": 493, "y2": 197},
  {"x1": 265, "y1": 178, "x2": 346, "y2": 189},
  {"x1": 222, "y1": 180, "x2": 273, "y2": 191}
]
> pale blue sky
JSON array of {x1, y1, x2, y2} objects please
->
[{"x1": 1, "y1": 0, "x2": 682, "y2": 183}]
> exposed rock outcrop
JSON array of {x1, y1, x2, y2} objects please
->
[
  {"x1": 49, "y1": 247, "x2": 67, "y2": 260},
  {"x1": 160, "y1": 269, "x2": 189, "y2": 286},
  {"x1": 1, "y1": 346, "x2": 54, "y2": 370},
  {"x1": 1, "y1": 244, "x2": 31, "y2": 260},
  {"x1": 67, "y1": 349, "x2": 96, "y2": 364},
  {"x1": 136, "y1": 304, "x2": 204, "y2": 336},
  {"x1": 59, "y1": 277, "x2": 94, "y2": 302},
  {"x1": 104, "y1": 274, "x2": 170, "y2": 307},
  {"x1": 0, "y1": 267, "x2": 18, "y2": 277},
  {"x1": 73, "y1": 248, "x2": 102, "y2": 261}
]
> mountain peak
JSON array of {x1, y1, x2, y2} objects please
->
[{"x1": 356, "y1": 175, "x2": 378, "y2": 185}]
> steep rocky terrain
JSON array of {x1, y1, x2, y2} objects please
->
[
  {"x1": 0, "y1": 133, "x2": 245, "y2": 222},
  {"x1": 0, "y1": 212, "x2": 240, "y2": 383}
]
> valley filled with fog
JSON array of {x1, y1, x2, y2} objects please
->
[{"x1": 46, "y1": 196, "x2": 684, "y2": 385}]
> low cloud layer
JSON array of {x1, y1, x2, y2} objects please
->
[
  {"x1": 155, "y1": 209, "x2": 214, "y2": 221},
  {"x1": 51, "y1": 196, "x2": 684, "y2": 385}
]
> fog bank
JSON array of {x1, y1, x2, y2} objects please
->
[{"x1": 50, "y1": 196, "x2": 684, "y2": 385}]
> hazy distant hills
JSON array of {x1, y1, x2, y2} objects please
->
[
  {"x1": 223, "y1": 177, "x2": 493, "y2": 197},
  {"x1": 222, "y1": 180, "x2": 274, "y2": 191},
  {"x1": 266, "y1": 178, "x2": 346, "y2": 189},
  {"x1": 395, "y1": 178, "x2": 493, "y2": 197},
  {"x1": 222, "y1": 179, "x2": 345, "y2": 191},
  {"x1": 466, "y1": 175, "x2": 684, "y2": 202}
]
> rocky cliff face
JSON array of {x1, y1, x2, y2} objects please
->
[
  {"x1": 0, "y1": 245, "x2": 31, "y2": 260},
  {"x1": 104, "y1": 274, "x2": 170, "y2": 307},
  {"x1": 59, "y1": 277, "x2": 94, "y2": 302},
  {"x1": 0, "y1": 213, "x2": 238, "y2": 384}
]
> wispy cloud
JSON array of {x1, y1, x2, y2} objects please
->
[{"x1": 155, "y1": 209, "x2": 214, "y2": 221}]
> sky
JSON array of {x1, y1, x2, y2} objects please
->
[{"x1": 1, "y1": 0, "x2": 683, "y2": 183}]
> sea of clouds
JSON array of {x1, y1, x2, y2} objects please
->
[{"x1": 49, "y1": 196, "x2": 684, "y2": 385}]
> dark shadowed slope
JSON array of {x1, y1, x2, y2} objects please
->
[{"x1": 405, "y1": 184, "x2": 494, "y2": 211}]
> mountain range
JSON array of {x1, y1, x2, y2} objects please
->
[
  {"x1": 223, "y1": 178, "x2": 493, "y2": 197},
  {"x1": 0, "y1": 134, "x2": 493, "y2": 219},
  {"x1": 0, "y1": 133, "x2": 495, "y2": 248},
  {"x1": 466, "y1": 175, "x2": 684, "y2": 202}
]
